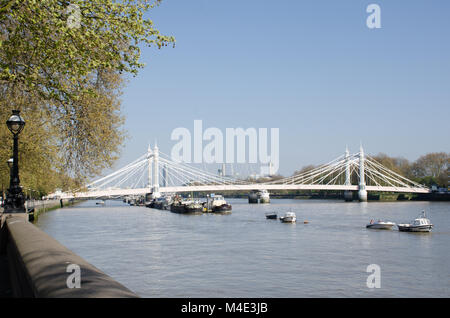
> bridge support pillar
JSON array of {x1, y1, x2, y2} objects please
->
[
  {"x1": 358, "y1": 145, "x2": 368, "y2": 202},
  {"x1": 152, "y1": 143, "x2": 160, "y2": 198},
  {"x1": 344, "y1": 146, "x2": 353, "y2": 202},
  {"x1": 148, "y1": 144, "x2": 153, "y2": 191},
  {"x1": 248, "y1": 191, "x2": 258, "y2": 204}
]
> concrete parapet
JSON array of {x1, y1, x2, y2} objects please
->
[{"x1": 0, "y1": 215, "x2": 138, "y2": 298}]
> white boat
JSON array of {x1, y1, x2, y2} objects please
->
[
  {"x1": 398, "y1": 211, "x2": 433, "y2": 232},
  {"x1": 258, "y1": 190, "x2": 270, "y2": 204},
  {"x1": 96, "y1": 200, "x2": 105, "y2": 205},
  {"x1": 203, "y1": 194, "x2": 232, "y2": 213},
  {"x1": 366, "y1": 220, "x2": 396, "y2": 230},
  {"x1": 210, "y1": 195, "x2": 232, "y2": 213},
  {"x1": 280, "y1": 212, "x2": 296, "y2": 223}
]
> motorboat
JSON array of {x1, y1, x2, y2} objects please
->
[
  {"x1": 366, "y1": 219, "x2": 396, "y2": 230},
  {"x1": 170, "y1": 202, "x2": 187, "y2": 213},
  {"x1": 258, "y1": 190, "x2": 270, "y2": 204},
  {"x1": 96, "y1": 200, "x2": 105, "y2": 205},
  {"x1": 208, "y1": 195, "x2": 232, "y2": 213},
  {"x1": 153, "y1": 195, "x2": 174, "y2": 210},
  {"x1": 153, "y1": 197, "x2": 166, "y2": 210},
  {"x1": 185, "y1": 201, "x2": 204, "y2": 213},
  {"x1": 170, "y1": 196, "x2": 203, "y2": 214},
  {"x1": 162, "y1": 195, "x2": 174, "y2": 210},
  {"x1": 265, "y1": 212, "x2": 277, "y2": 220},
  {"x1": 398, "y1": 211, "x2": 433, "y2": 232},
  {"x1": 145, "y1": 199, "x2": 155, "y2": 208},
  {"x1": 279, "y1": 212, "x2": 296, "y2": 223}
]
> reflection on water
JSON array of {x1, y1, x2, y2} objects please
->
[{"x1": 35, "y1": 199, "x2": 450, "y2": 297}]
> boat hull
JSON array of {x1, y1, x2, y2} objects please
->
[
  {"x1": 171, "y1": 204, "x2": 203, "y2": 214},
  {"x1": 280, "y1": 217, "x2": 296, "y2": 223},
  {"x1": 212, "y1": 204, "x2": 232, "y2": 213},
  {"x1": 398, "y1": 224, "x2": 433, "y2": 232},
  {"x1": 366, "y1": 223, "x2": 395, "y2": 230},
  {"x1": 170, "y1": 204, "x2": 187, "y2": 213},
  {"x1": 259, "y1": 197, "x2": 270, "y2": 204},
  {"x1": 265, "y1": 214, "x2": 277, "y2": 220},
  {"x1": 154, "y1": 202, "x2": 165, "y2": 210},
  {"x1": 185, "y1": 206, "x2": 203, "y2": 214}
]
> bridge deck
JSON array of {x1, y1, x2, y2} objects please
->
[{"x1": 61, "y1": 184, "x2": 430, "y2": 199}]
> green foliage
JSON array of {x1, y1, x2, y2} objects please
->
[
  {"x1": 371, "y1": 153, "x2": 412, "y2": 179},
  {"x1": 416, "y1": 176, "x2": 439, "y2": 188},
  {"x1": 0, "y1": 0, "x2": 175, "y2": 103},
  {"x1": 411, "y1": 152, "x2": 448, "y2": 187},
  {"x1": 0, "y1": 0, "x2": 174, "y2": 194},
  {"x1": 0, "y1": 99, "x2": 59, "y2": 196}
]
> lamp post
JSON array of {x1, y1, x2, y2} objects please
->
[
  {"x1": 7, "y1": 158, "x2": 13, "y2": 170},
  {"x1": 4, "y1": 110, "x2": 26, "y2": 213}
]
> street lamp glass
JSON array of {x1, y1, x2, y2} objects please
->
[
  {"x1": 6, "y1": 110, "x2": 25, "y2": 135},
  {"x1": 7, "y1": 158, "x2": 13, "y2": 169}
]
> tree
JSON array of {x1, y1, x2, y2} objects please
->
[
  {"x1": 0, "y1": 89, "x2": 59, "y2": 196},
  {"x1": 1, "y1": 0, "x2": 175, "y2": 103},
  {"x1": 371, "y1": 153, "x2": 412, "y2": 179},
  {"x1": 411, "y1": 152, "x2": 449, "y2": 187},
  {"x1": 294, "y1": 165, "x2": 316, "y2": 176},
  {"x1": 0, "y1": 0, "x2": 175, "y2": 191}
]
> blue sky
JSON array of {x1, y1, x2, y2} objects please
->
[{"x1": 116, "y1": 0, "x2": 450, "y2": 177}]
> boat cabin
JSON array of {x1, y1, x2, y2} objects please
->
[{"x1": 413, "y1": 218, "x2": 431, "y2": 226}]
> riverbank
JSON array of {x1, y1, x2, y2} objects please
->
[
  {"x1": 199, "y1": 191, "x2": 450, "y2": 202},
  {"x1": 26, "y1": 199, "x2": 81, "y2": 222}
]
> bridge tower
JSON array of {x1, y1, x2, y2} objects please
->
[
  {"x1": 147, "y1": 144, "x2": 153, "y2": 190},
  {"x1": 344, "y1": 146, "x2": 353, "y2": 201},
  {"x1": 162, "y1": 164, "x2": 168, "y2": 187},
  {"x1": 153, "y1": 143, "x2": 161, "y2": 198},
  {"x1": 358, "y1": 145, "x2": 368, "y2": 202}
]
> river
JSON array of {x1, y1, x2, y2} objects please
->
[{"x1": 35, "y1": 199, "x2": 450, "y2": 297}]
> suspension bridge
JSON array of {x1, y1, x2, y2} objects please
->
[{"x1": 51, "y1": 144, "x2": 430, "y2": 202}]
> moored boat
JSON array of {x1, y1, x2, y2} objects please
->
[
  {"x1": 398, "y1": 211, "x2": 433, "y2": 232},
  {"x1": 170, "y1": 196, "x2": 203, "y2": 214},
  {"x1": 145, "y1": 199, "x2": 155, "y2": 208},
  {"x1": 258, "y1": 190, "x2": 270, "y2": 204},
  {"x1": 265, "y1": 212, "x2": 277, "y2": 220},
  {"x1": 280, "y1": 212, "x2": 296, "y2": 223},
  {"x1": 170, "y1": 202, "x2": 187, "y2": 213},
  {"x1": 153, "y1": 197, "x2": 166, "y2": 210},
  {"x1": 366, "y1": 220, "x2": 396, "y2": 230},
  {"x1": 212, "y1": 204, "x2": 232, "y2": 213},
  {"x1": 185, "y1": 201, "x2": 204, "y2": 213},
  {"x1": 162, "y1": 195, "x2": 174, "y2": 210},
  {"x1": 151, "y1": 195, "x2": 174, "y2": 210},
  {"x1": 210, "y1": 195, "x2": 232, "y2": 213}
]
